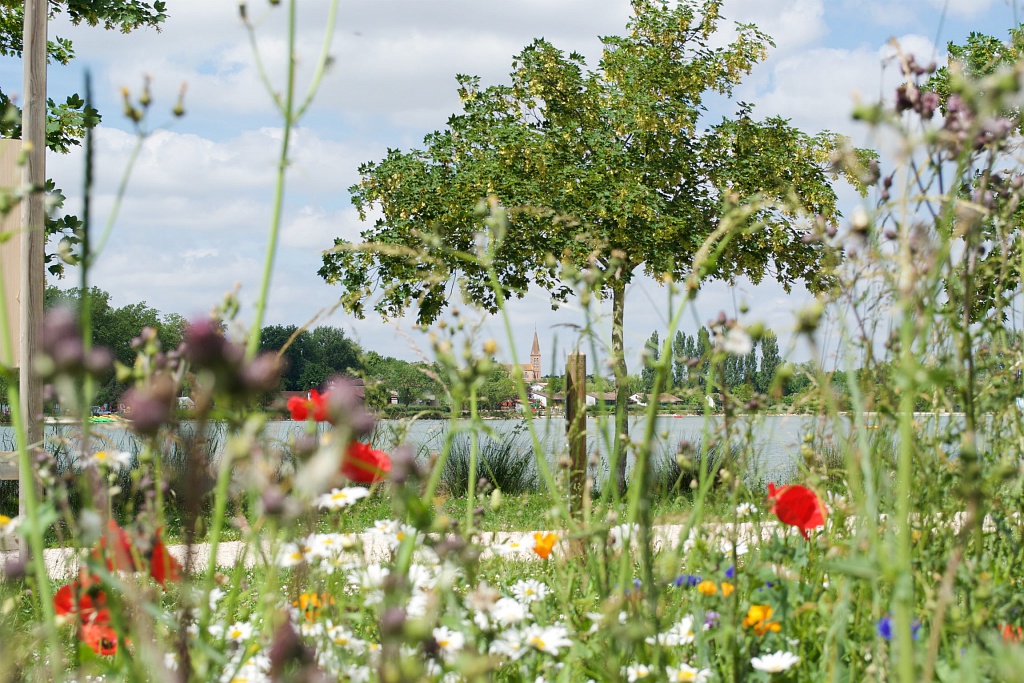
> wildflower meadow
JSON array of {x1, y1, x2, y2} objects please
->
[{"x1": 2, "y1": 1, "x2": 1024, "y2": 682}]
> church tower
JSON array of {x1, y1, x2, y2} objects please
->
[{"x1": 530, "y1": 330, "x2": 541, "y2": 382}]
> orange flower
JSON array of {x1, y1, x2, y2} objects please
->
[
  {"x1": 743, "y1": 604, "x2": 781, "y2": 635},
  {"x1": 721, "y1": 581, "x2": 735, "y2": 597},
  {"x1": 697, "y1": 580, "x2": 718, "y2": 596},
  {"x1": 1002, "y1": 624, "x2": 1024, "y2": 643},
  {"x1": 532, "y1": 532, "x2": 558, "y2": 559}
]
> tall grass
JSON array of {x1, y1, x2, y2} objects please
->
[{"x1": 437, "y1": 428, "x2": 537, "y2": 496}]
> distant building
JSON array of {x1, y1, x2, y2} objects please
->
[{"x1": 507, "y1": 330, "x2": 543, "y2": 383}]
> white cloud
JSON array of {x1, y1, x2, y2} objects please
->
[
  {"x1": 746, "y1": 33, "x2": 939, "y2": 138},
  {"x1": 925, "y1": 0, "x2": 998, "y2": 17}
]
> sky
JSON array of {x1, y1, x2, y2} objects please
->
[{"x1": 2, "y1": 0, "x2": 1022, "y2": 377}]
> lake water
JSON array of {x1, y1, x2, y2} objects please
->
[{"x1": 0, "y1": 413, "x2": 889, "y2": 484}]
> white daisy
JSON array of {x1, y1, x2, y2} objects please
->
[
  {"x1": 648, "y1": 615, "x2": 696, "y2": 647},
  {"x1": 666, "y1": 663, "x2": 712, "y2": 682},
  {"x1": 735, "y1": 502, "x2": 758, "y2": 517},
  {"x1": 326, "y1": 622, "x2": 366, "y2": 653},
  {"x1": 751, "y1": 650, "x2": 800, "y2": 673},
  {"x1": 277, "y1": 541, "x2": 313, "y2": 568},
  {"x1": 608, "y1": 523, "x2": 639, "y2": 551},
  {"x1": 338, "y1": 663, "x2": 371, "y2": 682},
  {"x1": 89, "y1": 450, "x2": 132, "y2": 470},
  {"x1": 220, "y1": 662, "x2": 269, "y2": 683},
  {"x1": 0, "y1": 514, "x2": 20, "y2": 539},
  {"x1": 207, "y1": 587, "x2": 226, "y2": 611},
  {"x1": 489, "y1": 627, "x2": 528, "y2": 660},
  {"x1": 510, "y1": 579, "x2": 549, "y2": 604},
  {"x1": 523, "y1": 624, "x2": 572, "y2": 656},
  {"x1": 490, "y1": 538, "x2": 529, "y2": 556},
  {"x1": 432, "y1": 626, "x2": 465, "y2": 658},
  {"x1": 225, "y1": 621, "x2": 253, "y2": 643},
  {"x1": 349, "y1": 563, "x2": 390, "y2": 591},
  {"x1": 316, "y1": 487, "x2": 370, "y2": 510},
  {"x1": 625, "y1": 663, "x2": 652, "y2": 681},
  {"x1": 492, "y1": 597, "x2": 528, "y2": 626}
]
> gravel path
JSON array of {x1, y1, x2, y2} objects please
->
[{"x1": 0, "y1": 522, "x2": 780, "y2": 580}]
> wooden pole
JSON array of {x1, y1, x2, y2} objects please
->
[
  {"x1": 20, "y1": 0, "x2": 47, "y2": 535},
  {"x1": 565, "y1": 353, "x2": 586, "y2": 515},
  {"x1": 0, "y1": 140, "x2": 22, "y2": 485}
]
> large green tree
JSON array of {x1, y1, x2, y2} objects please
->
[{"x1": 321, "y1": 0, "x2": 851, "y2": 492}]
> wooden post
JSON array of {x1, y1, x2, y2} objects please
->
[
  {"x1": 0, "y1": 140, "x2": 21, "y2": 483},
  {"x1": 565, "y1": 353, "x2": 586, "y2": 515},
  {"x1": 20, "y1": 0, "x2": 47, "y2": 536}
]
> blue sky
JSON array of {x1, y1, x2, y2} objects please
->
[{"x1": 3, "y1": 0, "x2": 1022, "y2": 375}]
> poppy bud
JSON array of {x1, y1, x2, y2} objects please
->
[
  {"x1": 84, "y1": 347, "x2": 114, "y2": 375},
  {"x1": 183, "y1": 319, "x2": 228, "y2": 369},
  {"x1": 241, "y1": 352, "x2": 283, "y2": 393}
]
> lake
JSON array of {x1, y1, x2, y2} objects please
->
[{"x1": 0, "y1": 413, "x2": 909, "y2": 484}]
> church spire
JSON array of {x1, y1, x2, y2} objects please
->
[{"x1": 530, "y1": 329, "x2": 541, "y2": 381}]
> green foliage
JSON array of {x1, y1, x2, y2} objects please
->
[
  {"x1": 755, "y1": 331, "x2": 781, "y2": 394},
  {"x1": 479, "y1": 362, "x2": 516, "y2": 411},
  {"x1": 640, "y1": 330, "x2": 659, "y2": 393},
  {"x1": 361, "y1": 350, "x2": 442, "y2": 406},
  {"x1": 258, "y1": 324, "x2": 361, "y2": 391}
]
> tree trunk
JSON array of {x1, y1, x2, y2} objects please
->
[{"x1": 611, "y1": 277, "x2": 629, "y2": 495}]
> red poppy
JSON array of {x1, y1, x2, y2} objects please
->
[
  {"x1": 287, "y1": 389, "x2": 331, "y2": 422},
  {"x1": 148, "y1": 531, "x2": 181, "y2": 587},
  {"x1": 341, "y1": 441, "x2": 392, "y2": 483},
  {"x1": 93, "y1": 520, "x2": 139, "y2": 573},
  {"x1": 81, "y1": 623, "x2": 119, "y2": 656},
  {"x1": 767, "y1": 482, "x2": 827, "y2": 539},
  {"x1": 53, "y1": 578, "x2": 108, "y2": 623}
]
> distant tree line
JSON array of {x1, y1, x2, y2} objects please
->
[{"x1": 16, "y1": 288, "x2": 457, "y2": 414}]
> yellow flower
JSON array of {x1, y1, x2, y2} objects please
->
[
  {"x1": 721, "y1": 581, "x2": 735, "y2": 597},
  {"x1": 743, "y1": 604, "x2": 781, "y2": 635},
  {"x1": 697, "y1": 580, "x2": 717, "y2": 596}
]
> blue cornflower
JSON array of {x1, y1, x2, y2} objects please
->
[
  {"x1": 878, "y1": 615, "x2": 921, "y2": 641},
  {"x1": 725, "y1": 565, "x2": 735, "y2": 579},
  {"x1": 672, "y1": 574, "x2": 702, "y2": 588}
]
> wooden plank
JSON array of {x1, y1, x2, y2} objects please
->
[
  {"x1": 0, "y1": 453, "x2": 16, "y2": 481},
  {"x1": 20, "y1": 0, "x2": 47, "y2": 544},
  {"x1": 0, "y1": 139, "x2": 20, "y2": 369},
  {"x1": 566, "y1": 353, "x2": 586, "y2": 515}
]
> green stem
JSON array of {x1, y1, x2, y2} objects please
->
[
  {"x1": 466, "y1": 390, "x2": 479, "y2": 533},
  {"x1": 245, "y1": 0, "x2": 297, "y2": 361}
]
